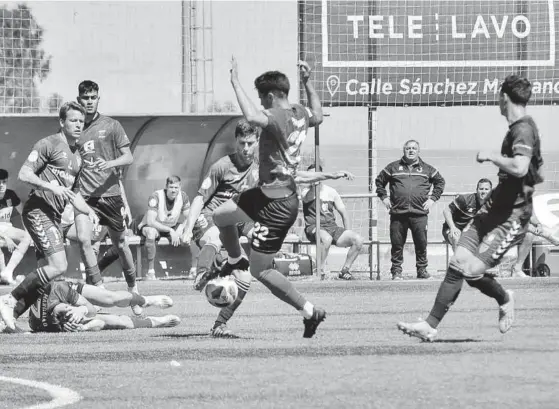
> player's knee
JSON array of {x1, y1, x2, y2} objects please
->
[
  {"x1": 352, "y1": 234, "x2": 364, "y2": 249},
  {"x1": 52, "y1": 258, "x2": 69, "y2": 275},
  {"x1": 143, "y1": 227, "x2": 158, "y2": 241},
  {"x1": 319, "y1": 232, "x2": 333, "y2": 247}
]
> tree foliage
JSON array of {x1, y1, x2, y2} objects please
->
[{"x1": 0, "y1": 4, "x2": 51, "y2": 113}]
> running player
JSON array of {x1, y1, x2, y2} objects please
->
[
  {"x1": 397, "y1": 74, "x2": 543, "y2": 341},
  {"x1": 211, "y1": 58, "x2": 326, "y2": 338},
  {"x1": 74, "y1": 80, "x2": 142, "y2": 315},
  {"x1": 133, "y1": 175, "x2": 191, "y2": 280},
  {"x1": 181, "y1": 119, "x2": 258, "y2": 337},
  {"x1": 0, "y1": 102, "x2": 99, "y2": 330},
  {"x1": 0, "y1": 169, "x2": 32, "y2": 284},
  {"x1": 11, "y1": 280, "x2": 178, "y2": 333}
]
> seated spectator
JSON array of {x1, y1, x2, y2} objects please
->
[
  {"x1": 0, "y1": 169, "x2": 32, "y2": 285},
  {"x1": 301, "y1": 164, "x2": 363, "y2": 280},
  {"x1": 132, "y1": 175, "x2": 190, "y2": 280}
]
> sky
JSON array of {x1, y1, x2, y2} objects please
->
[{"x1": 2, "y1": 0, "x2": 299, "y2": 114}]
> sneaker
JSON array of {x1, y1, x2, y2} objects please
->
[
  {"x1": 128, "y1": 288, "x2": 145, "y2": 317},
  {"x1": 338, "y1": 268, "x2": 354, "y2": 280},
  {"x1": 220, "y1": 257, "x2": 250, "y2": 278},
  {"x1": 392, "y1": 272, "x2": 403, "y2": 281},
  {"x1": 2, "y1": 323, "x2": 29, "y2": 334},
  {"x1": 510, "y1": 266, "x2": 528, "y2": 278},
  {"x1": 145, "y1": 270, "x2": 157, "y2": 281},
  {"x1": 498, "y1": 290, "x2": 515, "y2": 334},
  {"x1": 417, "y1": 270, "x2": 431, "y2": 279},
  {"x1": 210, "y1": 323, "x2": 237, "y2": 338},
  {"x1": 149, "y1": 315, "x2": 181, "y2": 328},
  {"x1": 193, "y1": 267, "x2": 219, "y2": 292},
  {"x1": 303, "y1": 307, "x2": 326, "y2": 338},
  {"x1": 143, "y1": 295, "x2": 173, "y2": 309},
  {"x1": 0, "y1": 294, "x2": 16, "y2": 330},
  {"x1": 0, "y1": 273, "x2": 15, "y2": 286},
  {"x1": 397, "y1": 320, "x2": 438, "y2": 342}
]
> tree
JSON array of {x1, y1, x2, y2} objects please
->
[{"x1": 0, "y1": 4, "x2": 51, "y2": 113}]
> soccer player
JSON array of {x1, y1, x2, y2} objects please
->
[
  {"x1": 210, "y1": 57, "x2": 326, "y2": 338},
  {"x1": 74, "y1": 80, "x2": 141, "y2": 315},
  {"x1": 134, "y1": 175, "x2": 191, "y2": 280},
  {"x1": 397, "y1": 74, "x2": 544, "y2": 341},
  {"x1": 442, "y1": 178, "x2": 493, "y2": 251},
  {"x1": 0, "y1": 102, "x2": 99, "y2": 330},
  {"x1": 11, "y1": 280, "x2": 179, "y2": 333},
  {"x1": 0, "y1": 169, "x2": 32, "y2": 284},
  {"x1": 301, "y1": 164, "x2": 362, "y2": 280}
]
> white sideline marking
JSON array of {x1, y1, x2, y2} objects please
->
[{"x1": 0, "y1": 376, "x2": 82, "y2": 409}]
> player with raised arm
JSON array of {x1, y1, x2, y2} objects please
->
[
  {"x1": 0, "y1": 102, "x2": 99, "y2": 330},
  {"x1": 397, "y1": 75, "x2": 544, "y2": 341},
  {"x1": 0, "y1": 169, "x2": 32, "y2": 284},
  {"x1": 211, "y1": 58, "x2": 326, "y2": 338},
  {"x1": 74, "y1": 80, "x2": 142, "y2": 315}
]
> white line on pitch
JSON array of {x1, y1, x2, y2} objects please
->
[{"x1": 0, "y1": 376, "x2": 82, "y2": 409}]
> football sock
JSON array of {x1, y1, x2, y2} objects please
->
[
  {"x1": 145, "y1": 238, "x2": 156, "y2": 270},
  {"x1": 85, "y1": 265, "x2": 103, "y2": 286},
  {"x1": 123, "y1": 267, "x2": 137, "y2": 287},
  {"x1": 425, "y1": 266, "x2": 464, "y2": 328},
  {"x1": 11, "y1": 267, "x2": 50, "y2": 301},
  {"x1": 197, "y1": 244, "x2": 218, "y2": 273},
  {"x1": 466, "y1": 276, "x2": 509, "y2": 305},
  {"x1": 98, "y1": 246, "x2": 120, "y2": 272},
  {"x1": 215, "y1": 270, "x2": 251, "y2": 325},
  {"x1": 130, "y1": 292, "x2": 147, "y2": 307},
  {"x1": 131, "y1": 317, "x2": 153, "y2": 328},
  {"x1": 255, "y1": 268, "x2": 307, "y2": 311}
]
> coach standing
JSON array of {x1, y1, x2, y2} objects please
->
[{"x1": 375, "y1": 140, "x2": 445, "y2": 280}]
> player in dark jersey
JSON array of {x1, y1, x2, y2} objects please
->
[
  {"x1": 74, "y1": 80, "x2": 142, "y2": 315},
  {"x1": 398, "y1": 75, "x2": 544, "y2": 342},
  {"x1": 0, "y1": 169, "x2": 32, "y2": 284},
  {"x1": 10, "y1": 280, "x2": 178, "y2": 333},
  {"x1": 0, "y1": 102, "x2": 99, "y2": 330},
  {"x1": 210, "y1": 58, "x2": 326, "y2": 338},
  {"x1": 442, "y1": 178, "x2": 493, "y2": 250}
]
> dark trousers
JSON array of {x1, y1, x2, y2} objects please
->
[{"x1": 389, "y1": 214, "x2": 428, "y2": 274}]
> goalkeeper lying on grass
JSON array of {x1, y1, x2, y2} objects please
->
[{"x1": 3, "y1": 281, "x2": 180, "y2": 333}]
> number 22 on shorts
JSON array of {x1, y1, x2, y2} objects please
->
[{"x1": 252, "y1": 222, "x2": 269, "y2": 248}]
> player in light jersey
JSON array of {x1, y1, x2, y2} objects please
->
[
  {"x1": 0, "y1": 169, "x2": 32, "y2": 284},
  {"x1": 211, "y1": 58, "x2": 326, "y2": 338},
  {"x1": 10, "y1": 280, "x2": 178, "y2": 333},
  {"x1": 0, "y1": 102, "x2": 99, "y2": 330},
  {"x1": 398, "y1": 75, "x2": 544, "y2": 341},
  {"x1": 133, "y1": 175, "x2": 191, "y2": 280},
  {"x1": 74, "y1": 80, "x2": 142, "y2": 315}
]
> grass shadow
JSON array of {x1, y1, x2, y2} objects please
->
[
  {"x1": 431, "y1": 338, "x2": 482, "y2": 343},
  {"x1": 152, "y1": 333, "x2": 246, "y2": 340}
]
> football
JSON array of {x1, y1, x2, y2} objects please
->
[{"x1": 204, "y1": 276, "x2": 239, "y2": 308}]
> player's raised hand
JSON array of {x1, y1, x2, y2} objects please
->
[
  {"x1": 230, "y1": 55, "x2": 239, "y2": 82},
  {"x1": 476, "y1": 151, "x2": 492, "y2": 163},
  {"x1": 298, "y1": 60, "x2": 312, "y2": 82}
]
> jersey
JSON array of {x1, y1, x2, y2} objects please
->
[
  {"x1": 77, "y1": 114, "x2": 130, "y2": 198},
  {"x1": 23, "y1": 133, "x2": 82, "y2": 217},
  {"x1": 142, "y1": 190, "x2": 190, "y2": 228},
  {"x1": 302, "y1": 185, "x2": 340, "y2": 229},
  {"x1": 259, "y1": 104, "x2": 312, "y2": 192},
  {"x1": 198, "y1": 153, "x2": 259, "y2": 212},
  {"x1": 0, "y1": 189, "x2": 21, "y2": 223},
  {"x1": 28, "y1": 281, "x2": 80, "y2": 332},
  {"x1": 444, "y1": 193, "x2": 482, "y2": 231},
  {"x1": 492, "y1": 116, "x2": 543, "y2": 208}
]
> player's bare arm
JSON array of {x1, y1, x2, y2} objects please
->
[
  {"x1": 119, "y1": 179, "x2": 133, "y2": 224},
  {"x1": 146, "y1": 209, "x2": 174, "y2": 234},
  {"x1": 95, "y1": 146, "x2": 133, "y2": 171},
  {"x1": 298, "y1": 60, "x2": 323, "y2": 127},
  {"x1": 476, "y1": 151, "x2": 530, "y2": 178},
  {"x1": 333, "y1": 192, "x2": 350, "y2": 229},
  {"x1": 18, "y1": 164, "x2": 75, "y2": 202},
  {"x1": 183, "y1": 195, "x2": 204, "y2": 243},
  {"x1": 295, "y1": 170, "x2": 355, "y2": 184},
  {"x1": 230, "y1": 56, "x2": 269, "y2": 127}
]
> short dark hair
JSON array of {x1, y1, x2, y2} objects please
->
[
  {"x1": 404, "y1": 139, "x2": 420, "y2": 149},
  {"x1": 307, "y1": 164, "x2": 323, "y2": 172},
  {"x1": 254, "y1": 71, "x2": 290, "y2": 98},
  {"x1": 78, "y1": 80, "x2": 99, "y2": 95},
  {"x1": 501, "y1": 75, "x2": 532, "y2": 106},
  {"x1": 59, "y1": 101, "x2": 86, "y2": 121},
  {"x1": 166, "y1": 175, "x2": 181, "y2": 185},
  {"x1": 0, "y1": 169, "x2": 8, "y2": 180},
  {"x1": 477, "y1": 178, "x2": 493, "y2": 189},
  {"x1": 235, "y1": 118, "x2": 260, "y2": 138}
]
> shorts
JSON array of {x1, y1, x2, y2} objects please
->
[
  {"x1": 191, "y1": 209, "x2": 253, "y2": 247},
  {"x1": 304, "y1": 224, "x2": 346, "y2": 245},
  {"x1": 86, "y1": 195, "x2": 126, "y2": 233},
  {"x1": 236, "y1": 187, "x2": 299, "y2": 254},
  {"x1": 458, "y1": 204, "x2": 531, "y2": 271},
  {"x1": 22, "y1": 201, "x2": 65, "y2": 260}
]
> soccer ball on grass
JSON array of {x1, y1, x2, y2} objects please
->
[{"x1": 204, "y1": 276, "x2": 239, "y2": 308}]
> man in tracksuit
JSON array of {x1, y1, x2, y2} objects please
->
[{"x1": 375, "y1": 140, "x2": 446, "y2": 280}]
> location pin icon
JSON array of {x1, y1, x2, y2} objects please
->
[{"x1": 326, "y1": 75, "x2": 340, "y2": 97}]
